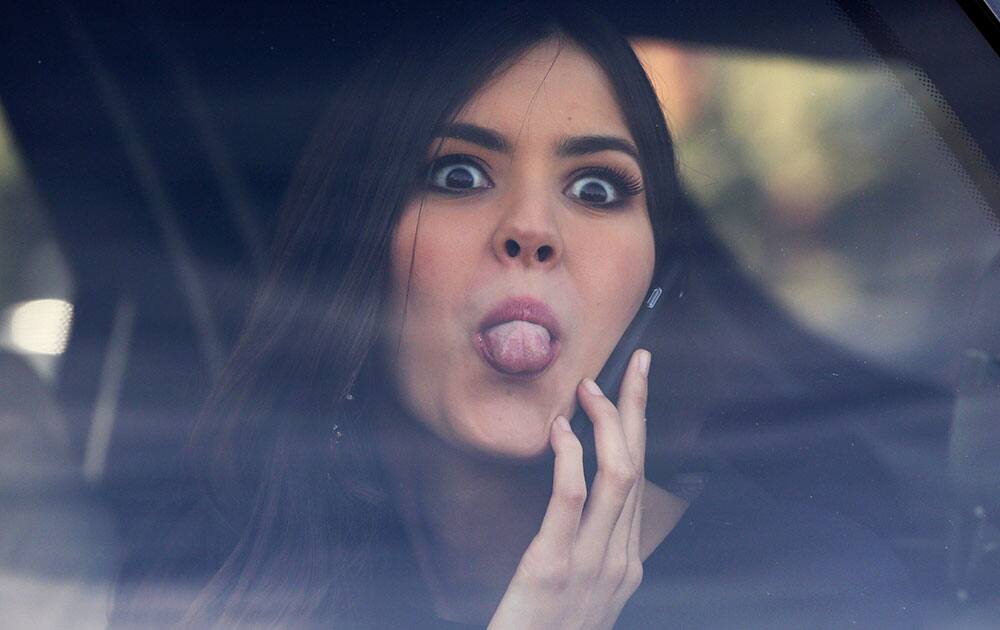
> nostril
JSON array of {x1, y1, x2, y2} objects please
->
[
  {"x1": 537, "y1": 245, "x2": 553, "y2": 262},
  {"x1": 505, "y1": 240, "x2": 520, "y2": 257}
]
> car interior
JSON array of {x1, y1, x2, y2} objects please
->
[{"x1": 1, "y1": 0, "x2": 998, "y2": 627}]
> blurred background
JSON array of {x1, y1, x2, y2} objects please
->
[
  {"x1": 1, "y1": 0, "x2": 999, "y2": 627},
  {"x1": 633, "y1": 36, "x2": 999, "y2": 382}
]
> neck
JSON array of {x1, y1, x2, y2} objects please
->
[
  {"x1": 370, "y1": 391, "x2": 688, "y2": 625},
  {"x1": 372, "y1": 393, "x2": 552, "y2": 622}
]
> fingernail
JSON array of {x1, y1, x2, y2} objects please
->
[
  {"x1": 555, "y1": 416, "x2": 571, "y2": 432},
  {"x1": 638, "y1": 350, "x2": 651, "y2": 377},
  {"x1": 584, "y1": 378, "x2": 602, "y2": 396}
]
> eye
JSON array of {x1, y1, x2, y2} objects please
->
[
  {"x1": 567, "y1": 176, "x2": 618, "y2": 205},
  {"x1": 426, "y1": 156, "x2": 493, "y2": 193},
  {"x1": 564, "y1": 167, "x2": 644, "y2": 209}
]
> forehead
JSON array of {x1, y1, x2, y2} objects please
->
[{"x1": 455, "y1": 39, "x2": 632, "y2": 140}]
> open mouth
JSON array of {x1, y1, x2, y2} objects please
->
[
  {"x1": 474, "y1": 320, "x2": 561, "y2": 378},
  {"x1": 475, "y1": 297, "x2": 563, "y2": 379}
]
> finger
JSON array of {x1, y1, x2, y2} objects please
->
[
  {"x1": 617, "y1": 349, "x2": 650, "y2": 469},
  {"x1": 575, "y1": 378, "x2": 637, "y2": 564},
  {"x1": 627, "y1": 476, "x2": 645, "y2": 578},
  {"x1": 607, "y1": 351, "x2": 650, "y2": 576},
  {"x1": 534, "y1": 416, "x2": 587, "y2": 551},
  {"x1": 623, "y1": 351, "x2": 650, "y2": 579},
  {"x1": 601, "y1": 467, "x2": 640, "y2": 582}
]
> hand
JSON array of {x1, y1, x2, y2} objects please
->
[{"x1": 488, "y1": 348, "x2": 651, "y2": 630}]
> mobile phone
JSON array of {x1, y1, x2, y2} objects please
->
[{"x1": 568, "y1": 258, "x2": 684, "y2": 489}]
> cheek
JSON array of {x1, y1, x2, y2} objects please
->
[
  {"x1": 625, "y1": 215, "x2": 657, "y2": 296},
  {"x1": 389, "y1": 208, "x2": 419, "y2": 293},
  {"x1": 574, "y1": 221, "x2": 655, "y2": 367},
  {"x1": 384, "y1": 207, "x2": 446, "y2": 419},
  {"x1": 386, "y1": 204, "x2": 477, "y2": 386},
  {"x1": 389, "y1": 205, "x2": 478, "y2": 318},
  {"x1": 585, "y1": 223, "x2": 655, "y2": 306},
  {"x1": 388, "y1": 206, "x2": 445, "y2": 329}
]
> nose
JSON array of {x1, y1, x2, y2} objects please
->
[
  {"x1": 492, "y1": 197, "x2": 563, "y2": 268},
  {"x1": 501, "y1": 237, "x2": 555, "y2": 264}
]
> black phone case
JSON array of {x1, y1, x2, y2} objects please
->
[{"x1": 568, "y1": 259, "x2": 684, "y2": 489}]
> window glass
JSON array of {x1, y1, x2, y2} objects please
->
[
  {"x1": 633, "y1": 39, "x2": 999, "y2": 385},
  {"x1": 0, "y1": 104, "x2": 75, "y2": 382},
  {"x1": 2, "y1": 2, "x2": 999, "y2": 627},
  {"x1": 0, "y1": 102, "x2": 114, "y2": 628}
]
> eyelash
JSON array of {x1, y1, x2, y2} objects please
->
[
  {"x1": 572, "y1": 166, "x2": 645, "y2": 205},
  {"x1": 422, "y1": 155, "x2": 645, "y2": 209},
  {"x1": 423, "y1": 154, "x2": 494, "y2": 193}
]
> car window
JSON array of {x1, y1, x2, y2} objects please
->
[
  {"x1": 634, "y1": 39, "x2": 998, "y2": 382},
  {"x1": 0, "y1": 101, "x2": 116, "y2": 629},
  {"x1": 1, "y1": 1, "x2": 998, "y2": 627},
  {"x1": 0, "y1": 106, "x2": 75, "y2": 380}
]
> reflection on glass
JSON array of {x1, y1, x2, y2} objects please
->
[
  {"x1": 1, "y1": 298, "x2": 74, "y2": 356},
  {"x1": 0, "y1": 104, "x2": 75, "y2": 382}
]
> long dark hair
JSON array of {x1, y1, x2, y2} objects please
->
[{"x1": 112, "y1": 2, "x2": 686, "y2": 627}]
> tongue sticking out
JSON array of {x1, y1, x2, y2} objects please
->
[{"x1": 482, "y1": 320, "x2": 553, "y2": 373}]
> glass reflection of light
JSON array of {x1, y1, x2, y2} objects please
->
[{"x1": 2, "y1": 298, "x2": 74, "y2": 355}]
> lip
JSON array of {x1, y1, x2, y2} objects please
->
[{"x1": 474, "y1": 297, "x2": 563, "y2": 379}]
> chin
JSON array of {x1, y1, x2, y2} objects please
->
[
  {"x1": 461, "y1": 415, "x2": 556, "y2": 463},
  {"x1": 482, "y1": 437, "x2": 552, "y2": 462}
]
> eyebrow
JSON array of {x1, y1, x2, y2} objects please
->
[
  {"x1": 436, "y1": 122, "x2": 639, "y2": 161},
  {"x1": 438, "y1": 123, "x2": 509, "y2": 153},
  {"x1": 556, "y1": 135, "x2": 639, "y2": 161}
]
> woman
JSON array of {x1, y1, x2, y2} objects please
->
[{"x1": 112, "y1": 2, "x2": 918, "y2": 628}]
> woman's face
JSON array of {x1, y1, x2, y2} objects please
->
[{"x1": 381, "y1": 39, "x2": 655, "y2": 460}]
